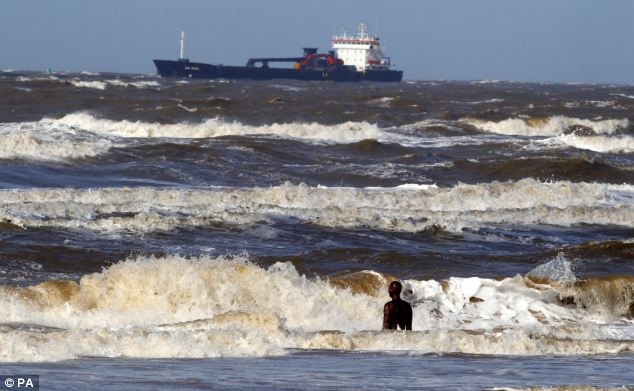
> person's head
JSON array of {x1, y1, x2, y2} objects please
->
[{"x1": 388, "y1": 281, "x2": 402, "y2": 300}]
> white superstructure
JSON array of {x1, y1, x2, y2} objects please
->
[{"x1": 331, "y1": 23, "x2": 393, "y2": 72}]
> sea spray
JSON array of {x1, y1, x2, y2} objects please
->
[{"x1": 0, "y1": 255, "x2": 633, "y2": 361}]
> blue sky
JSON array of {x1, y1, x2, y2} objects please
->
[{"x1": 1, "y1": 0, "x2": 632, "y2": 83}]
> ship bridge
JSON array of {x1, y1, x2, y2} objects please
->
[{"x1": 331, "y1": 23, "x2": 392, "y2": 72}]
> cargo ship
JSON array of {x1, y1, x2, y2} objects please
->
[{"x1": 153, "y1": 23, "x2": 403, "y2": 82}]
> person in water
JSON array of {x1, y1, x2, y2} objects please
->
[{"x1": 383, "y1": 280, "x2": 413, "y2": 330}]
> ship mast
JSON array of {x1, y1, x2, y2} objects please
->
[
  {"x1": 179, "y1": 31, "x2": 185, "y2": 60},
  {"x1": 358, "y1": 22, "x2": 368, "y2": 40}
]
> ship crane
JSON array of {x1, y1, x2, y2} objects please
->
[
  {"x1": 246, "y1": 48, "x2": 343, "y2": 70},
  {"x1": 246, "y1": 57, "x2": 305, "y2": 68}
]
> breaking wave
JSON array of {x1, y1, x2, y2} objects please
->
[
  {"x1": 553, "y1": 134, "x2": 634, "y2": 154},
  {"x1": 0, "y1": 112, "x2": 382, "y2": 162},
  {"x1": 68, "y1": 79, "x2": 160, "y2": 90},
  {"x1": 9, "y1": 113, "x2": 631, "y2": 159},
  {"x1": 51, "y1": 112, "x2": 380, "y2": 143},
  {"x1": 0, "y1": 121, "x2": 114, "y2": 161},
  {"x1": 463, "y1": 116, "x2": 629, "y2": 137},
  {"x1": 1, "y1": 179, "x2": 632, "y2": 233},
  {"x1": 0, "y1": 254, "x2": 632, "y2": 362},
  {"x1": 68, "y1": 80, "x2": 108, "y2": 90}
]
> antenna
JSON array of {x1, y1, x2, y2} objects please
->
[
  {"x1": 179, "y1": 31, "x2": 185, "y2": 60},
  {"x1": 375, "y1": 14, "x2": 379, "y2": 38},
  {"x1": 358, "y1": 22, "x2": 367, "y2": 39}
]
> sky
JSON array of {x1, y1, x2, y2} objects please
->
[{"x1": 1, "y1": 0, "x2": 633, "y2": 84}]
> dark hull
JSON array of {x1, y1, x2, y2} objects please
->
[{"x1": 153, "y1": 60, "x2": 403, "y2": 82}]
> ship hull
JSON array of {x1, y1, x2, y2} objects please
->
[{"x1": 153, "y1": 60, "x2": 403, "y2": 82}]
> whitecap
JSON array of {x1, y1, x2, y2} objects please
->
[
  {"x1": 51, "y1": 112, "x2": 381, "y2": 143},
  {"x1": 1, "y1": 179, "x2": 632, "y2": 233},
  {"x1": 0, "y1": 254, "x2": 632, "y2": 362},
  {"x1": 462, "y1": 115, "x2": 628, "y2": 137}
]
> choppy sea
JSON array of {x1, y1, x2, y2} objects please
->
[{"x1": 1, "y1": 70, "x2": 633, "y2": 390}]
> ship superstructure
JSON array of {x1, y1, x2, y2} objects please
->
[{"x1": 331, "y1": 23, "x2": 393, "y2": 72}]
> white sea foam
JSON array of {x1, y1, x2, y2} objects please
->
[
  {"x1": 51, "y1": 112, "x2": 381, "y2": 143},
  {"x1": 463, "y1": 116, "x2": 629, "y2": 137},
  {"x1": 555, "y1": 134, "x2": 634, "y2": 153},
  {"x1": 390, "y1": 119, "x2": 522, "y2": 148},
  {"x1": 471, "y1": 80, "x2": 502, "y2": 84},
  {"x1": 68, "y1": 79, "x2": 160, "y2": 90},
  {"x1": 1, "y1": 113, "x2": 382, "y2": 163},
  {"x1": 19, "y1": 112, "x2": 630, "y2": 155},
  {"x1": 1, "y1": 179, "x2": 632, "y2": 233},
  {"x1": 69, "y1": 80, "x2": 107, "y2": 90},
  {"x1": 383, "y1": 119, "x2": 522, "y2": 148},
  {"x1": 271, "y1": 84, "x2": 304, "y2": 92},
  {"x1": 530, "y1": 132, "x2": 634, "y2": 154},
  {"x1": 456, "y1": 98, "x2": 505, "y2": 105},
  {"x1": 564, "y1": 100, "x2": 616, "y2": 109},
  {"x1": 611, "y1": 93, "x2": 634, "y2": 100},
  {"x1": 0, "y1": 121, "x2": 113, "y2": 161},
  {"x1": 104, "y1": 79, "x2": 160, "y2": 89},
  {"x1": 0, "y1": 254, "x2": 631, "y2": 362},
  {"x1": 177, "y1": 104, "x2": 198, "y2": 113},
  {"x1": 366, "y1": 97, "x2": 395, "y2": 107}
]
